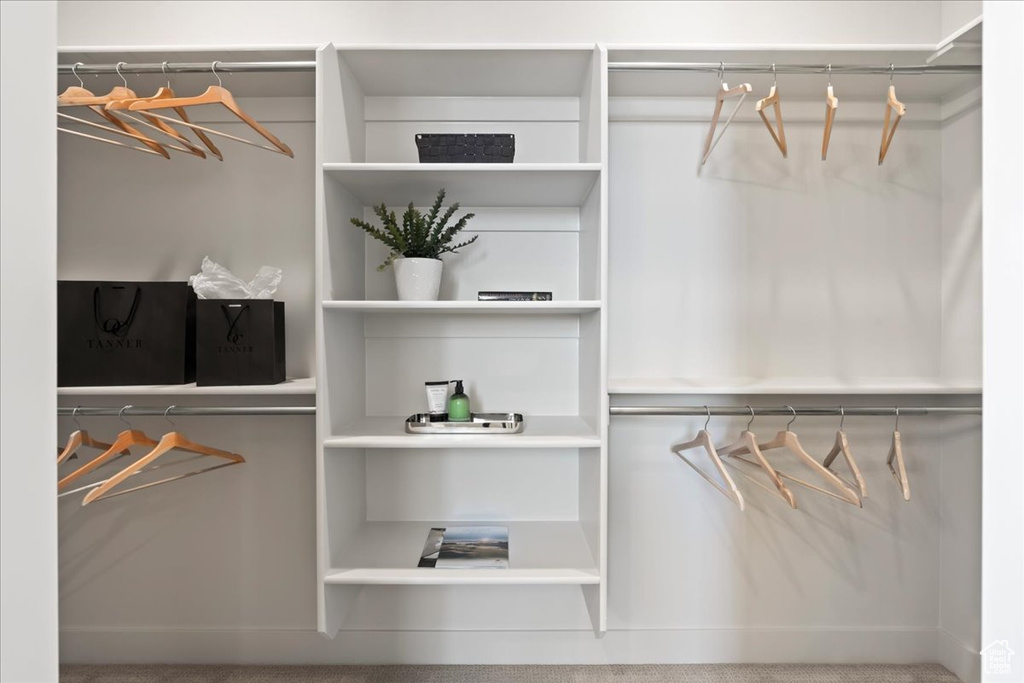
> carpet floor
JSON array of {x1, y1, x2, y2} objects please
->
[{"x1": 60, "y1": 664, "x2": 961, "y2": 682}]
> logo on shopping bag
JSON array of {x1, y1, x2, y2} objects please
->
[
  {"x1": 88, "y1": 286, "x2": 143, "y2": 349},
  {"x1": 219, "y1": 305, "x2": 253, "y2": 353}
]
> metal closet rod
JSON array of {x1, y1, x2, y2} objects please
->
[
  {"x1": 56, "y1": 61, "x2": 980, "y2": 76},
  {"x1": 58, "y1": 406, "x2": 314, "y2": 417},
  {"x1": 58, "y1": 61, "x2": 316, "y2": 75},
  {"x1": 610, "y1": 405, "x2": 981, "y2": 417},
  {"x1": 608, "y1": 62, "x2": 980, "y2": 75}
]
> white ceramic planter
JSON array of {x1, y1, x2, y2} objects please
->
[{"x1": 393, "y1": 257, "x2": 443, "y2": 301}]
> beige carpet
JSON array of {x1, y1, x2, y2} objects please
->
[{"x1": 61, "y1": 664, "x2": 961, "y2": 682}]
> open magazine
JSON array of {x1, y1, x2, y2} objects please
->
[{"x1": 418, "y1": 526, "x2": 509, "y2": 569}]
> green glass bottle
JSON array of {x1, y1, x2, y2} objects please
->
[{"x1": 448, "y1": 379, "x2": 471, "y2": 422}]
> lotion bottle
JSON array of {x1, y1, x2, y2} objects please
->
[{"x1": 448, "y1": 380, "x2": 471, "y2": 422}]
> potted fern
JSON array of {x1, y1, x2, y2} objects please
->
[{"x1": 350, "y1": 188, "x2": 479, "y2": 301}]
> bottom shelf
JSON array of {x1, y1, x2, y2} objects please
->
[{"x1": 324, "y1": 520, "x2": 599, "y2": 586}]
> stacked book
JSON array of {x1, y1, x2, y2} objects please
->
[{"x1": 418, "y1": 526, "x2": 509, "y2": 568}]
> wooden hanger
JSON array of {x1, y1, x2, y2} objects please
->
[
  {"x1": 755, "y1": 65, "x2": 787, "y2": 158},
  {"x1": 104, "y1": 64, "x2": 219, "y2": 159},
  {"x1": 58, "y1": 63, "x2": 170, "y2": 158},
  {"x1": 716, "y1": 407, "x2": 797, "y2": 508},
  {"x1": 821, "y1": 407, "x2": 867, "y2": 499},
  {"x1": 106, "y1": 90, "x2": 208, "y2": 158},
  {"x1": 57, "y1": 406, "x2": 159, "y2": 491},
  {"x1": 728, "y1": 407, "x2": 862, "y2": 507},
  {"x1": 670, "y1": 408, "x2": 745, "y2": 510},
  {"x1": 57, "y1": 407, "x2": 130, "y2": 465},
  {"x1": 878, "y1": 66, "x2": 906, "y2": 165},
  {"x1": 129, "y1": 62, "x2": 293, "y2": 157},
  {"x1": 701, "y1": 64, "x2": 752, "y2": 166},
  {"x1": 822, "y1": 65, "x2": 839, "y2": 161},
  {"x1": 82, "y1": 408, "x2": 244, "y2": 505},
  {"x1": 886, "y1": 407, "x2": 910, "y2": 501}
]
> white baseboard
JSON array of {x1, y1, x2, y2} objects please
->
[
  {"x1": 61, "y1": 627, "x2": 943, "y2": 666},
  {"x1": 937, "y1": 628, "x2": 980, "y2": 683}
]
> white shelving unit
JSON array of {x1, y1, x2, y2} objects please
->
[{"x1": 315, "y1": 44, "x2": 608, "y2": 637}]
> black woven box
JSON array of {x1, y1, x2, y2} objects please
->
[{"x1": 415, "y1": 133, "x2": 515, "y2": 163}]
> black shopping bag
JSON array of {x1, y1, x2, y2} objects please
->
[
  {"x1": 58, "y1": 281, "x2": 197, "y2": 386},
  {"x1": 195, "y1": 300, "x2": 286, "y2": 386}
]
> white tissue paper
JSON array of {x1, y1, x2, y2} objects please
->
[{"x1": 189, "y1": 256, "x2": 282, "y2": 300}]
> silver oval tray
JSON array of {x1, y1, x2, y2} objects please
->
[{"x1": 405, "y1": 413, "x2": 524, "y2": 435}]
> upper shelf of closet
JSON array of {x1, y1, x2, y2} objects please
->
[
  {"x1": 607, "y1": 378, "x2": 982, "y2": 396},
  {"x1": 57, "y1": 377, "x2": 317, "y2": 397}
]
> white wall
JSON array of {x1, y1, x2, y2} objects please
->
[
  {"x1": 0, "y1": 2, "x2": 59, "y2": 682},
  {"x1": 941, "y1": 1, "x2": 982, "y2": 41},
  {"x1": 57, "y1": 1, "x2": 945, "y2": 48},
  {"x1": 982, "y1": 3, "x2": 1024, "y2": 682}
]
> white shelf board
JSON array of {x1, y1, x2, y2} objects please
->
[
  {"x1": 607, "y1": 377, "x2": 982, "y2": 395},
  {"x1": 58, "y1": 377, "x2": 316, "y2": 396},
  {"x1": 323, "y1": 300, "x2": 601, "y2": 314},
  {"x1": 323, "y1": 164, "x2": 601, "y2": 207},
  {"x1": 324, "y1": 521, "x2": 599, "y2": 586},
  {"x1": 324, "y1": 416, "x2": 600, "y2": 449}
]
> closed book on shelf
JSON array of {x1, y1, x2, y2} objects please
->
[{"x1": 478, "y1": 291, "x2": 553, "y2": 302}]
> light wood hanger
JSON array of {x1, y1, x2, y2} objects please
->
[
  {"x1": 728, "y1": 407, "x2": 862, "y2": 507},
  {"x1": 669, "y1": 407, "x2": 745, "y2": 510},
  {"x1": 821, "y1": 407, "x2": 868, "y2": 499},
  {"x1": 106, "y1": 92, "x2": 207, "y2": 158},
  {"x1": 822, "y1": 65, "x2": 839, "y2": 161},
  {"x1": 57, "y1": 407, "x2": 130, "y2": 465},
  {"x1": 57, "y1": 63, "x2": 170, "y2": 158},
  {"x1": 82, "y1": 407, "x2": 244, "y2": 506},
  {"x1": 104, "y1": 63, "x2": 218, "y2": 159},
  {"x1": 878, "y1": 65, "x2": 906, "y2": 165},
  {"x1": 701, "y1": 63, "x2": 752, "y2": 166},
  {"x1": 717, "y1": 407, "x2": 798, "y2": 508},
  {"x1": 129, "y1": 62, "x2": 293, "y2": 158},
  {"x1": 57, "y1": 406, "x2": 159, "y2": 491},
  {"x1": 886, "y1": 407, "x2": 911, "y2": 501},
  {"x1": 755, "y1": 64, "x2": 787, "y2": 158},
  {"x1": 57, "y1": 112, "x2": 169, "y2": 155}
]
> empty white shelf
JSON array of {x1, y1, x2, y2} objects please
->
[
  {"x1": 324, "y1": 521, "x2": 599, "y2": 586},
  {"x1": 324, "y1": 416, "x2": 601, "y2": 449},
  {"x1": 58, "y1": 377, "x2": 317, "y2": 396},
  {"x1": 323, "y1": 164, "x2": 601, "y2": 207},
  {"x1": 607, "y1": 377, "x2": 983, "y2": 395},
  {"x1": 323, "y1": 300, "x2": 601, "y2": 314}
]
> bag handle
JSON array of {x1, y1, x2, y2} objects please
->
[
  {"x1": 93, "y1": 286, "x2": 141, "y2": 338},
  {"x1": 221, "y1": 303, "x2": 250, "y2": 344}
]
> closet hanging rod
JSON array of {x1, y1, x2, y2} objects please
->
[
  {"x1": 56, "y1": 62, "x2": 980, "y2": 76},
  {"x1": 610, "y1": 406, "x2": 981, "y2": 417},
  {"x1": 608, "y1": 62, "x2": 980, "y2": 75},
  {"x1": 58, "y1": 406, "x2": 314, "y2": 417},
  {"x1": 57, "y1": 61, "x2": 316, "y2": 75}
]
